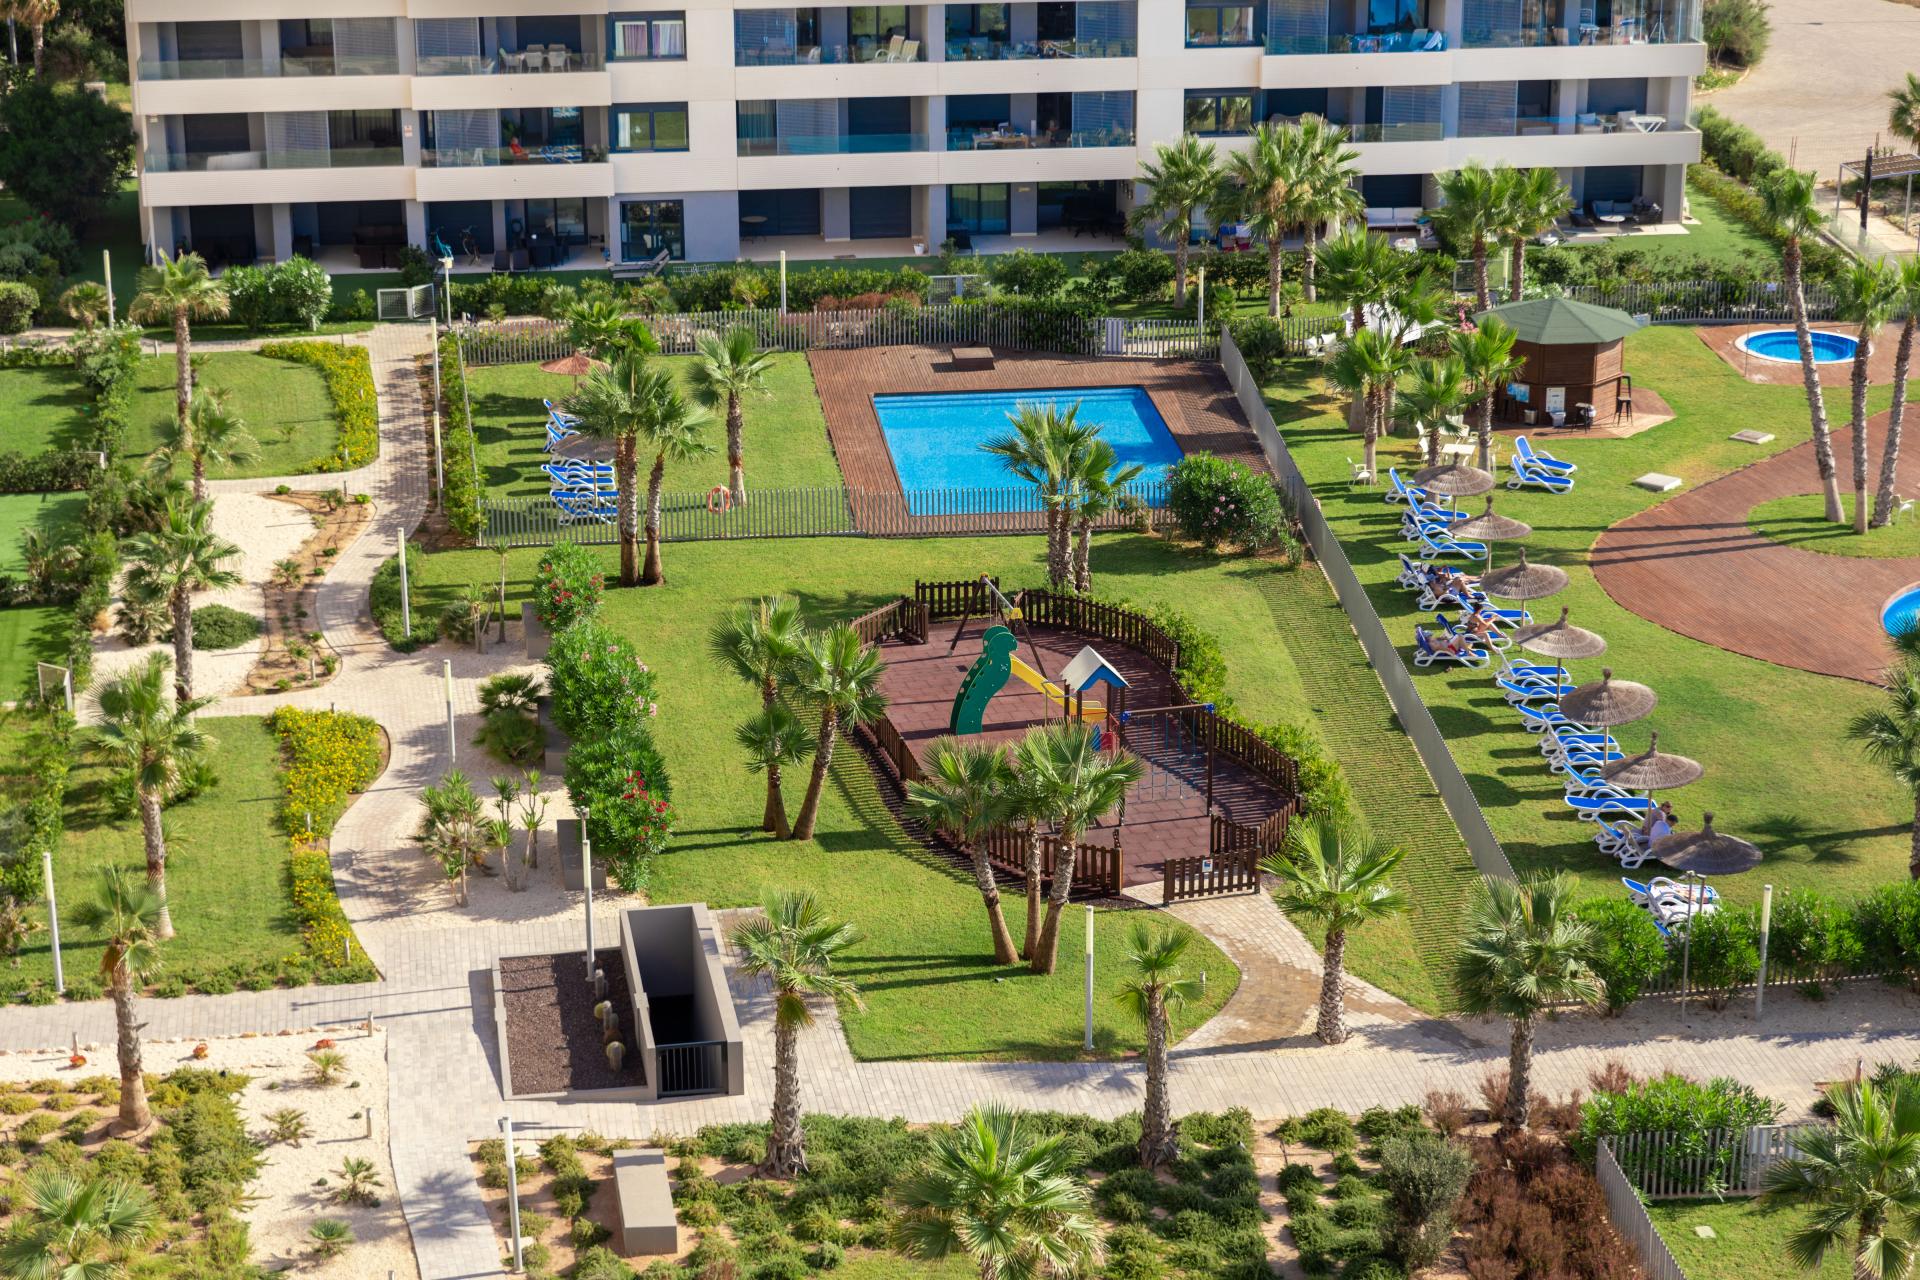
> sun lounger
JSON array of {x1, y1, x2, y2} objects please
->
[
  {"x1": 1552, "y1": 748, "x2": 1624, "y2": 775},
  {"x1": 1542, "y1": 728, "x2": 1616, "y2": 756},
  {"x1": 544, "y1": 398, "x2": 581, "y2": 426},
  {"x1": 553, "y1": 491, "x2": 618, "y2": 524},
  {"x1": 1515, "y1": 436, "x2": 1576, "y2": 475},
  {"x1": 542, "y1": 460, "x2": 615, "y2": 485},
  {"x1": 1386, "y1": 468, "x2": 1431, "y2": 505},
  {"x1": 1499, "y1": 658, "x2": 1565, "y2": 683},
  {"x1": 1594, "y1": 818, "x2": 1651, "y2": 868},
  {"x1": 1516, "y1": 703, "x2": 1585, "y2": 734},
  {"x1": 1508, "y1": 459, "x2": 1575, "y2": 494},
  {"x1": 1496, "y1": 676, "x2": 1575, "y2": 706},
  {"x1": 1413, "y1": 624, "x2": 1489, "y2": 668},
  {"x1": 1565, "y1": 791, "x2": 1656, "y2": 821},
  {"x1": 543, "y1": 420, "x2": 578, "y2": 452},
  {"x1": 1434, "y1": 611, "x2": 1509, "y2": 651},
  {"x1": 1623, "y1": 877, "x2": 1719, "y2": 908},
  {"x1": 1418, "y1": 527, "x2": 1489, "y2": 561}
]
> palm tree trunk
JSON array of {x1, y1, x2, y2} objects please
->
[
  {"x1": 1853, "y1": 1213, "x2": 1887, "y2": 1280},
  {"x1": 1138, "y1": 992, "x2": 1178, "y2": 1167},
  {"x1": 1267, "y1": 239, "x2": 1285, "y2": 319},
  {"x1": 173, "y1": 308, "x2": 193, "y2": 436},
  {"x1": 642, "y1": 452, "x2": 666, "y2": 586},
  {"x1": 527, "y1": 823, "x2": 539, "y2": 870},
  {"x1": 1475, "y1": 389, "x2": 1495, "y2": 473},
  {"x1": 1046, "y1": 503, "x2": 1070, "y2": 588},
  {"x1": 763, "y1": 763, "x2": 791, "y2": 839},
  {"x1": 727, "y1": 394, "x2": 747, "y2": 504},
  {"x1": 1361, "y1": 390, "x2": 1380, "y2": 481},
  {"x1": 1851, "y1": 335, "x2": 1876, "y2": 534},
  {"x1": 110, "y1": 966, "x2": 151, "y2": 1133},
  {"x1": 139, "y1": 787, "x2": 174, "y2": 940},
  {"x1": 171, "y1": 586, "x2": 194, "y2": 704},
  {"x1": 1787, "y1": 240, "x2": 1843, "y2": 522},
  {"x1": 766, "y1": 1011, "x2": 806, "y2": 1177},
  {"x1": 1022, "y1": 820, "x2": 1043, "y2": 959},
  {"x1": 1508, "y1": 238, "x2": 1526, "y2": 304},
  {"x1": 614, "y1": 435, "x2": 639, "y2": 586},
  {"x1": 1073, "y1": 519, "x2": 1092, "y2": 593},
  {"x1": 1173, "y1": 236, "x2": 1190, "y2": 309},
  {"x1": 1303, "y1": 224, "x2": 1319, "y2": 304},
  {"x1": 30, "y1": 23, "x2": 44, "y2": 75},
  {"x1": 1473, "y1": 238, "x2": 1490, "y2": 311},
  {"x1": 966, "y1": 847, "x2": 1019, "y2": 964},
  {"x1": 791, "y1": 712, "x2": 837, "y2": 841},
  {"x1": 192, "y1": 453, "x2": 207, "y2": 506},
  {"x1": 1872, "y1": 317, "x2": 1914, "y2": 527},
  {"x1": 1505, "y1": 1014, "x2": 1535, "y2": 1132},
  {"x1": 1315, "y1": 928, "x2": 1349, "y2": 1045},
  {"x1": 1032, "y1": 825, "x2": 1080, "y2": 975}
]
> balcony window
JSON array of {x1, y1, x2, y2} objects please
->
[
  {"x1": 949, "y1": 183, "x2": 1010, "y2": 235},
  {"x1": 621, "y1": 199, "x2": 684, "y2": 260},
  {"x1": 1184, "y1": 90, "x2": 1254, "y2": 136},
  {"x1": 1186, "y1": 1, "x2": 1259, "y2": 46},
  {"x1": 613, "y1": 103, "x2": 689, "y2": 152},
  {"x1": 850, "y1": 6, "x2": 911, "y2": 47},
  {"x1": 610, "y1": 12, "x2": 686, "y2": 60}
]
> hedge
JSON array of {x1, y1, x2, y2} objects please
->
[
  {"x1": 0, "y1": 448, "x2": 100, "y2": 494},
  {"x1": 1686, "y1": 163, "x2": 1847, "y2": 286},
  {"x1": 370, "y1": 544, "x2": 440, "y2": 651},
  {"x1": 437, "y1": 332, "x2": 483, "y2": 539},
  {"x1": 258, "y1": 340, "x2": 378, "y2": 472},
  {"x1": 268, "y1": 707, "x2": 382, "y2": 979}
]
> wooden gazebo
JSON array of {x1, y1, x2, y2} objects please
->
[{"x1": 1479, "y1": 298, "x2": 1643, "y2": 429}]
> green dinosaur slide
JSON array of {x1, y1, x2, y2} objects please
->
[{"x1": 949, "y1": 625, "x2": 1018, "y2": 734}]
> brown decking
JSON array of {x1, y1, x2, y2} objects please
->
[
  {"x1": 1591, "y1": 409, "x2": 1915, "y2": 685},
  {"x1": 1698, "y1": 323, "x2": 1903, "y2": 387},
  {"x1": 874, "y1": 616, "x2": 1290, "y2": 887}
]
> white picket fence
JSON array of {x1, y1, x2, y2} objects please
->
[
  {"x1": 1596, "y1": 1139, "x2": 1690, "y2": 1280},
  {"x1": 1566, "y1": 279, "x2": 1840, "y2": 324}
]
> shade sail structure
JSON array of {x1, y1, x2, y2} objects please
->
[
  {"x1": 1475, "y1": 297, "x2": 1643, "y2": 345},
  {"x1": 1512, "y1": 607, "x2": 1606, "y2": 660},
  {"x1": 1652, "y1": 813, "x2": 1763, "y2": 875},
  {"x1": 1600, "y1": 731, "x2": 1704, "y2": 791},
  {"x1": 1558, "y1": 667, "x2": 1656, "y2": 727},
  {"x1": 1412, "y1": 462, "x2": 1497, "y2": 498},
  {"x1": 1482, "y1": 548, "x2": 1571, "y2": 601},
  {"x1": 1450, "y1": 497, "x2": 1532, "y2": 543}
]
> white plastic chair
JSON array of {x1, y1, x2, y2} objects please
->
[{"x1": 1348, "y1": 456, "x2": 1375, "y2": 487}]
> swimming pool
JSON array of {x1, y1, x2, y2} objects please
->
[
  {"x1": 1736, "y1": 328, "x2": 1859, "y2": 364},
  {"x1": 1884, "y1": 583, "x2": 1920, "y2": 637},
  {"x1": 873, "y1": 386, "x2": 1182, "y2": 514}
]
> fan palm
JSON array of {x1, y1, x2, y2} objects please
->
[
  {"x1": 154, "y1": 388, "x2": 260, "y2": 503},
  {"x1": 1501, "y1": 167, "x2": 1573, "y2": 302},
  {"x1": 1003, "y1": 749, "x2": 1052, "y2": 961},
  {"x1": 120, "y1": 496, "x2": 241, "y2": 704},
  {"x1": 736, "y1": 703, "x2": 815, "y2": 840},
  {"x1": 893, "y1": 1105, "x2": 1102, "y2": 1279},
  {"x1": 1838, "y1": 260, "x2": 1901, "y2": 533},
  {"x1": 984, "y1": 404, "x2": 1093, "y2": 588},
  {"x1": 58, "y1": 281, "x2": 109, "y2": 329},
  {"x1": 1761, "y1": 1078, "x2": 1920, "y2": 1280},
  {"x1": 0, "y1": 1170, "x2": 157, "y2": 1280},
  {"x1": 1018, "y1": 721, "x2": 1142, "y2": 975},
  {"x1": 1452, "y1": 318, "x2": 1526, "y2": 472},
  {"x1": 1428, "y1": 163, "x2": 1509, "y2": 310},
  {"x1": 638, "y1": 375, "x2": 712, "y2": 585},
  {"x1": 1453, "y1": 872, "x2": 1605, "y2": 1131},
  {"x1": 908, "y1": 738, "x2": 1021, "y2": 964},
  {"x1": 1874, "y1": 260, "x2": 1920, "y2": 528},
  {"x1": 1128, "y1": 135, "x2": 1224, "y2": 308},
  {"x1": 789, "y1": 624, "x2": 889, "y2": 842},
  {"x1": 1262, "y1": 818, "x2": 1408, "y2": 1045},
  {"x1": 1117, "y1": 921, "x2": 1205, "y2": 1167},
  {"x1": 561, "y1": 353, "x2": 652, "y2": 587},
  {"x1": 7, "y1": 0, "x2": 57, "y2": 73},
  {"x1": 687, "y1": 327, "x2": 777, "y2": 504},
  {"x1": 562, "y1": 297, "x2": 657, "y2": 360},
  {"x1": 1890, "y1": 72, "x2": 1920, "y2": 153},
  {"x1": 708, "y1": 594, "x2": 808, "y2": 709},
  {"x1": 1760, "y1": 167, "x2": 1843, "y2": 522},
  {"x1": 1064, "y1": 438, "x2": 1143, "y2": 592},
  {"x1": 91, "y1": 652, "x2": 211, "y2": 941},
  {"x1": 1290, "y1": 115, "x2": 1364, "y2": 303},
  {"x1": 1395, "y1": 355, "x2": 1471, "y2": 468},
  {"x1": 728, "y1": 891, "x2": 862, "y2": 1176},
  {"x1": 1848, "y1": 644, "x2": 1920, "y2": 879},
  {"x1": 1327, "y1": 327, "x2": 1409, "y2": 481},
  {"x1": 70, "y1": 868, "x2": 164, "y2": 1133},
  {"x1": 128, "y1": 252, "x2": 230, "y2": 442},
  {"x1": 1221, "y1": 122, "x2": 1303, "y2": 317},
  {"x1": 1318, "y1": 225, "x2": 1405, "y2": 337}
]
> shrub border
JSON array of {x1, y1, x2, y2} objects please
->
[{"x1": 257, "y1": 340, "x2": 379, "y2": 473}]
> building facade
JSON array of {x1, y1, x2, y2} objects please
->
[{"x1": 126, "y1": 0, "x2": 1704, "y2": 270}]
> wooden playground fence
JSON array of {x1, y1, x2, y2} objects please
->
[
  {"x1": 849, "y1": 596, "x2": 929, "y2": 648},
  {"x1": 915, "y1": 577, "x2": 998, "y2": 622},
  {"x1": 1017, "y1": 589, "x2": 1182, "y2": 676},
  {"x1": 980, "y1": 828, "x2": 1124, "y2": 897},
  {"x1": 1211, "y1": 808, "x2": 1290, "y2": 857},
  {"x1": 1164, "y1": 848, "x2": 1263, "y2": 903}
]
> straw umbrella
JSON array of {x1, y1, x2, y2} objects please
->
[
  {"x1": 1412, "y1": 462, "x2": 1496, "y2": 502},
  {"x1": 1601, "y1": 730, "x2": 1703, "y2": 843},
  {"x1": 1558, "y1": 667, "x2": 1656, "y2": 729},
  {"x1": 1448, "y1": 496, "x2": 1531, "y2": 580},
  {"x1": 1651, "y1": 812, "x2": 1762, "y2": 1005},
  {"x1": 1480, "y1": 547, "x2": 1569, "y2": 602},
  {"x1": 540, "y1": 352, "x2": 600, "y2": 389},
  {"x1": 1510, "y1": 606, "x2": 1605, "y2": 687}
]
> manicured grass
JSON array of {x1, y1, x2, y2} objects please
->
[
  {"x1": 1267, "y1": 324, "x2": 1907, "y2": 913},
  {"x1": 1749, "y1": 492, "x2": 1920, "y2": 557},
  {"x1": 467, "y1": 354, "x2": 844, "y2": 500},
  {"x1": 0, "y1": 604, "x2": 68, "y2": 697},
  {"x1": 0, "y1": 492, "x2": 87, "y2": 574},
  {"x1": 1633, "y1": 176, "x2": 1781, "y2": 269},
  {"x1": 0, "y1": 367, "x2": 95, "y2": 456},
  {"x1": 125, "y1": 350, "x2": 339, "y2": 478},
  {"x1": 1648, "y1": 1198, "x2": 1846, "y2": 1280}
]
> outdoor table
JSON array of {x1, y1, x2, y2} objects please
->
[
  {"x1": 740, "y1": 215, "x2": 767, "y2": 241},
  {"x1": 1439, "y1": 441, "x2": 1475, "y2": 464}
]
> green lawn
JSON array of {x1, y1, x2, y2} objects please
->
[
  {"x1": 1648, "y1": 1198, "x2": 1846, "y2": 1280},
  {"x1": 0, "y1": 367, "x2": 95, "y2": 457},
  {"x1": 1749, "y1": 493, "x2": 1920, "y2": 557},
  {"x1": 1267, "y1": 324, "x2": 1908, "y2": 912},
  {"x1": 0, "y1": 604, "x2": 68, "y2": 698},
  {"x1": 126, "y1": 350, "x2": 339, "y2": 477},
  {"x1": 1667, "y1": 175, "x2": 1782, "y2": 268},
  {"x1": 0, "y1": 492, "x2": 87, "y2": 573},
  {"x1": 468, "y1": 354, "x2": 844, "y2": 500}
]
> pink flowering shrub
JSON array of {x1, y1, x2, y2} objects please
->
[
  {"x1": 546, "y1": 619, "x2": 659, "y2": 739},
  {"x1": 533, "y1": 541, "x2": 604, "y2": 632},
  {"x1": 1167, "y1": 452, "x2": 1287, "y2": 553}
]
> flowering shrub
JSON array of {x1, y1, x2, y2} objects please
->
[
  {"x1": 268, "y1": 706, "x2": 383, "y2": 838},
  {"x1": 546, "y1": 620, "x2": 660, "y2": 740},
  {"x1": 259, "y1": 341, "x2": 378, "y2": 473},
  {"x1": 1167, "y1": 452, "x2": 1287, "y2": 553},
  {"x1": 534, "y1": 542, "x2": 604, "y2": 632},
  {"x1": 563, "y1": 722, "x2": 674, "y2": 893}
]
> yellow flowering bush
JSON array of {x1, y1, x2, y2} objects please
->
[
  {"x1": 260, "y1": 341, "x2": 378, "y2": 472},
  {"x1": 270, "y1": 708, "x2": 382, "y2": 978}
]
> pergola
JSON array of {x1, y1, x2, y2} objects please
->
[{"x1": 1835, "y1": 150, "x2": 1920, "y2": 253}]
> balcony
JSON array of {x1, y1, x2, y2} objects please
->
[
  {"x1": 946, "y1": 125, "x2": 1134, "y2": 150},
  {"x1": 1344, "y1": 121, "x2": 1444, "y2": 142},
  {"x1": 736, "y1": 132, "x2": 928, "y2": 157},
  {"x1": 417, "y1": 47, "x2": 608, "y2": 76},
  {"x1": 943, "y1": 37, "x2": 1136, "y2": 60},
  {"x1": 422, "y1": 143, "x2": 608, "y2": 167},
  {"x1": 145, "y1": 147, "x2": 406, "y2": 172},
  {"x1": 1265, "y1": 30, "x2": 1444, "y2": 53},
  {"x1": 135, "y1": 54, "x2": 400, "y2": 80},
  {"x1": 737, "y1": 40, "x2": 925, "y2": 66}
]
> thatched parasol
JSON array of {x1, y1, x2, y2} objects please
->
[
  {"x1": 1412, "y1": 462, "x2": 1496, "y2": 499},
  {"x1": 540, "y1": 353, "x2": 602, "y2": 388},
  {"x1": 1450, "y1": 497, "x2": 1532, "y2": 543},
  {"x1": 1481, "y1": 547, "x2": 1570, "y2": 602},
  {"x1": 1558, "y1": 667, "x2": 1656, "y2": 728},
  {"x1": 1600, "y1": 731, "x2": 1703, "y2": 792},
  {"x1": 1652, "y1": 813, "x2": 1762, "y2": 876}
]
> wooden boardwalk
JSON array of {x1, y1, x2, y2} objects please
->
[{"x1": 1591, "y1": 409, "x2": 1917, "y2": 685}]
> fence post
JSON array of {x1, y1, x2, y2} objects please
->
[{"x1": 1755, "y1": 882, "x2": 1773, "y2": 1018}]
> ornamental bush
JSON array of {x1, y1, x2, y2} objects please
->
[
  {"x1": 564, "y1": 721, "x2": 674, "y2": 892},
  {"x1": 189, "y1": 604, "x2": 260, "y2": 651},
  {"x1": 258, "y1": 341, "x2": 378, "y2": 472},
  {"x1": 1852, "y1": 878, "x2": 1920, "y2": 976},
  {"x1": 0, "y1": 281, "x2": 37, "y2": 334},
  {"x1": 1375, "y1": 1131, "x2": 1470, "y2": 1272},
  {"x1": 1167, "y1": 452, "x2": 1286, "y2": 552},
  {"x1": 989, "y1": 250, "x2": 1070, "y2": 298},
  {"x1": 1768, "y1": 887, "x2": 1863, "y2": 979},
  {"x1": 534, "y1": 541, "x2": 604, "y2": 632},
  {"x1": 1683, "y1": 907, "x2": 1761, "y2": 1007},
  {"x1": 1578, "y1": 1073, "x2": 1780, "y2": 1192},
  {"x1": 267, "y1": 706, "x2": 384, "y2": 838},
  {"x1": 1572, "y1": 896, "x2": 1671, "y2": 1014},
  {"x1": 546, "y1": 619, "x2": 660, "y2": 740}
]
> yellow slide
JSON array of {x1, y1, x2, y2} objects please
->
[{"x1": 1008, "y1": 656, "x2": 1105, "y2": 721}]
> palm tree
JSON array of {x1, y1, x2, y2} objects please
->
[
  {"x1": 1453, "y1": 872, "x2": 1605, "y2": 1131},
  {"x1": 70, "y1": 868, "x2": 163, "y2": 1133},
  {"x1": 1848, "y1": 637, "x2": 1920, "y2": 879},
  {"x1": 1327, "y1": 327, "x2": 1410, "y2": 481},
  {"x1": 908, "y1": 738, "x2": 1020, "y2": 965},
  {"x1": 7, "y1": 0, "x2": 59, "y2": 74},
  {"x1": 1429, "y1": 163, "x2": 1509, "y2": 310},
  {"x1": 91, "y1": 652, "x2": 211, "y2": 941},
  {"x1": 155, "y1": 389, "x2": 260, "y2": 504},
  {"x1": 1221, "y1": 122, "x2": 1302, "y2": 317},
  {"x1": 1890, "y1": 72, "x2": 1920, "y2": 153},
  {"x1": 1838, "y1": 261, "x2": 1901, "y2": 534},
  {"x1": 728, "y1": 891, "x2": 862, "y2": 1176},
  {"x1": 1318, "y1": 225, "x2": 1405, "y2": 338},
  {"x1": 1290, "y1": 115, "x2": 1364, "y2": 303},
  {"x1": 1019, "y1": 721, "x2": 1142, "y2": 975},
  {"x1": 1761, "y1": 1078, "x2": 1920, "y2": 1280},
  {"x1": 688, "y1": 327, "x2": 777, "y2": 504},
  {"x1": 562, "y1": 297, "x2": 657, "y2": 360},
  {"x1": 128, "y1": 252, "x2": 230, "y2": 443},
  {"x1": 1262, "y1": 819, "x2": 1408, "y2": 1046},
  {"x1": 1117, "y1": 921, "x2": 1205, "y2": 1167},
  {"x1": 893, "y1": 1105, "x2": 1102, "y2": 1279},
  {"x1": 1395, "y1": 355, "x2": 1471, "y2": 468},
  {"x1": 736, "y1": 704, "x2": 815, "y2": 840},
  {"x1": 1501, "y1": 168, "x2": 1573, "y2": 303},
  {"x1": 120, "y1": 496, "x2": 241, "y2": 704},
  {"x1": 1064, "y1": 438, "x2": 1143, "y2": 592},
  {"x1": 58, "y1": 281, "x2": 110, "y2": 329},
  {"x1": 984, "y1": 404, "x2": 1091, "y2": 588},
  {"x1": 1128, "y1": 135, "x2": 1224, "y2": 309},
  {"x1": 635, "y1": 372, "x2": 712, "y2": 586},
  {"x1": 1453, "y1": 318, "x2": 1527, "y2": 472},
  {"x1": 1874, "y1": 259, "x2": 1920, "y2": 528},
  {"x1": 1761, "y1": 167, "x2": 1844, "y2": 523},
  {"x1": 789, "y1": 624, "x2": 888, "y2": 842},
  {"x1": 0, "y1": 1171, "x2": 157, "y2": 1280},
  {"x1": 1005, "y1": 743, "x2": 1053, "y2": 962},
  {"x1": 708, "y1": 594, "x2": 807, "y2": 710}
]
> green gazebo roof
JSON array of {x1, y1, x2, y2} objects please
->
[{"x1": 1473, "y1": 297, "x2": 1643, "y2": 345}]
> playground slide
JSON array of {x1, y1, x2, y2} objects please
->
[{"x1": 1008, "y1": 656, "x2": 1105, "y2": 720}]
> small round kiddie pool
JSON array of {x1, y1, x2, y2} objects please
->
[
  {"x1": 1882, "y1": 583, "x2": 1920, "y2": 637},
  {"x1": 1737, "y1": 328, "x2": 1859, "y2": 364}
]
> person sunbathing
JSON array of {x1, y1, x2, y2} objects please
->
[
  {"x1": 1635, "y1": 801, "x2": 1676, "y2": 849},
  {"x1": 1463, "y1": 612, "x2": 1495, "y2": 643}
]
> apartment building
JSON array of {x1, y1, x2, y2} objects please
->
[{"x1": 125, "y1": 0, "x2": 1704, "y2": 271}]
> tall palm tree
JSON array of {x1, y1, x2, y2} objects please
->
[
  {"x1": 893, "y1": 1105, "x2": 1102, "y2": 1279},
  {"x1": 1318, "y1": 225, "x2": 1405, "y2": 338},
  {"x1": 908, "y1": 738, "x2": 1021, "y2": 965},
  {"x1": 562, "y1": 353, "x2": 653, "y2": 588},
  {"x1": 1890, "y1": 72, "x2": 1920, "y2": 153},
  {"x1": 728, "y1": 891, "x2": 862, "y2": 1177},
  {"x1": 1117, "y1": 921, "x2": 1204, "y2": 1168},
  {"x1": 120, "y1": 496, "x2": 241, "y2": 705},
  {"x1": 1290, "y1": 114, "x2": 1364, "y2": 303},
  {"x1": 154, "y1": 388, "x2": 260, "y2": 504},
  {"x1": 91, "y1": 652, "x2": 211, "y2": 942},
  {"x1": 1762, "y1": 1078, "x2": 1920, "y2": 1280},
  {"x1": 70, "y1": 868, "x2": 163, "y2": 1134},
  {"x1": 1453, "y1": 872, "x2": 1605, "y2": 1131},
  {"x1": 1761, "y1": 167, "x2": 1844, "y2": 523},
  {"x1": 1262, "y1": 819, "x2": 1407, "y2": 1046},
  {"x1": 1128, "y1": 135, "x2": 1223, "y2": 309},
  {"x1": 1847, "y1": 636, "x2": 1920, "y2": 879},
  {"x1": 1453, "y1": 318, "x2": 1527, "y2": 472},
  {"x1": 1873, "y1": 259, "x2": 1920, "y2": 528},
  {"x1": 128, "y1": 252, "x2": 230, "y2": 443},
  {"x1": 1019, "y1": 721, "x2": 1142, "y2": 975},
  {"x1": 687, "y1": 327, "x2": 777, "y2": 505},
  {"x1": 1838, "y1": 260, "x2": 1901, "y2": 534},
  {"x1": 636, "y1": 371, "x2": 712, "y2": 586},
  {"x1": 0, "y1": 1171, "x2": 157, "y2": 1280},
  {"x1": 984, "y1": 404, "x2": 1092, "y2": 588},
  {"x1": 1327, "y1": 327, "x2": 1410, "y2": 482},
  {"x1": 1395, "y1": 355, "x2": 1471, "y2": 468},
  {"x1": 789, "y1": 624, "x2": 888, "y2": 842},
  {"x1": 708, "y1": 594, "x2": 807, "y2": 710},
  {"x1": 1501, "y1": 168, "x2": 1573, "y2": 303},
  {"x1": 1065, "y1": 438, "x2": 1143, "y2": 592},
  {"x1": 1222, "y1": 122, "x2": 1302, "y2": 317},
  {"x1": 1006, "y1": 741, "x2": 1052, "y2": 962},
  {"x1": 1428, "y1": 163, "x2": 1509, "y2": 310},
  {"x1": 736, "y1": 705, "x2": 815, "y2": 840}
]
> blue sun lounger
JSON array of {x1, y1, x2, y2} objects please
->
[
  {"x1": 1508, "y1": 459, "x2": 1574, "y2": 494},
  {"x1": 1514, "y1": 436, "x2": 1576, "y2": 475}
]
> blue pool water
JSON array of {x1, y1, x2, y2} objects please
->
[
  {"x1": 1736, "y1": 329, "x2": 1859, "y2": 364},
  {"x1": 1884, "y1": 584, "x2": 1920, "y2": 637},
  {"x1": 873, "y1": 386, "x2": 1183, "y2": 515}
]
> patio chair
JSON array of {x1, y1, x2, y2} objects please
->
[
  {"x1": 1514, "y1": 435, "x2": 1576, "y2": 474},
  {"x1": 1348, "y1": 456, "x2": 1375, "y2": 486},
  {"x1": 1412, "y1": 624, "x2": 1489, "y2": 669},
  {"x1": 1508, "y1": 459, "x2": 1574, "y2": 494}
]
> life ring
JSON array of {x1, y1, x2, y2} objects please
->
[{"x1": 707, "y1": 486, "x2": 733, "y2": 515}]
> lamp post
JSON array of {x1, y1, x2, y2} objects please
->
[
  {"x1": 1082, "y1": 905, "x2": 1095, "y2": 1052},
  {"x1": 500, "y1": 1116, "x2": 525, "y2": 1273},
  {"x1": 1678, "y1": 870, "x2": 1703, "y2": 1010},
  {"x1": 1755, "y1": 883, "x2": 1774, "y2": 1018},
  {"x1": 582, "y1": 806, "x2": 596, "y2": 976},
  {"x1": 443, "y1": 659, "x2": 456, "y2": 763},
  {"x1": 42, "y1": 852, "x2": 61, "y2": 996},
  {"x1": 397, "y1": 533, "x2": 411, "y2": 637},
  {"x1": 779, "y1": 249, "x2": 788, "y2": 314},
  {"x1": 440, "y1": 256, "x2": 455, "y2": 327}
]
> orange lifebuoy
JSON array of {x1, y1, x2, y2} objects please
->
[{"x1": 707, "y1": 486, "x2": 732, "y2": 515}]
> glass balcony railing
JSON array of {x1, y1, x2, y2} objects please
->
[
  {"x1": 736, "y1": 132, "x2": 928, "y2": 156},
  {"x1": 946, "y1": 126, "x2": 1135, "y2": 150},
  {"x1": 1459, "y1": 113, "x2": 1685, "y2": 137},
  {"x1": 415, "y1": 48, "x2": 606, "y2": 75},
  {"x1": 420, "y1": 143, "x2": 607, "y2": 167},
  {"x1": 1461, "y1": 15, "x2": 1699, "y2": 46},
  {"x1": 735, "y1": 41, "x2": 926, "y2": 66},
  {"x1": 1266, "y1": 30, "x2": 1445, "y2": 53},
  {"x1": 145, "y1": 147, "x2": 406, "y2": 173},
  {"x1": 1343, "y1": 121, "x2": 1444, "y2": 143},
  {"x1": 943, "y1": 37, "x2": 1137, "y2": 60},
  {"x1": 135, "y1": 54, "x2": 400, "y2": 80}
]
